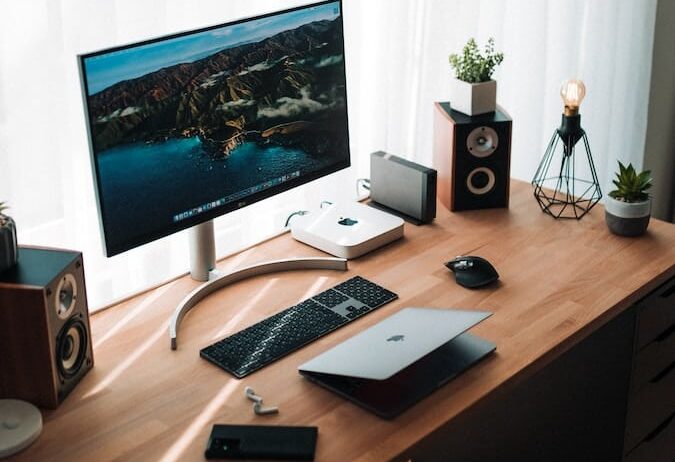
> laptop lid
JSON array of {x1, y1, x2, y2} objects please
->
[{"x1": 298, "y1": 307, "x2": 491, "y2": 380}]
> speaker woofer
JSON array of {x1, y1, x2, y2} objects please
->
[
  {"x1": 57, "y1": 317, "x2": 88, "y2": 379},
  {"x1": 467, "y1": 126, "x2": 498, "y2": 158},
  {"x1": 466, "y1": 167, "x2": 496, "y2": 195},
  {"x1": 55, "y1": 273, "x2": 77, "y2": 319}
]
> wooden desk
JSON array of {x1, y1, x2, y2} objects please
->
[{"x1": 8, "y1": 180, "x2": 675, "y2": 461}]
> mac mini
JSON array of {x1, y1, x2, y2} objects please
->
[{"x1": 290, "y1": 202, "x2": 404, "y2": 259}]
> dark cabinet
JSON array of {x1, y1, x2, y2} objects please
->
[
  {"x1": 402, "y1": 277, "x2": 675, "y2": 462},
  {"x1": 624, "y1": 277, "x2": 675, "y2": 462}
]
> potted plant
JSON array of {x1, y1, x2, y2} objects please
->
[
  {"x1": 0, "y1": 201, "x2": 18, "y2": 272},
  {"x1": 605, "y1": 162, "x2": 652, "y2": 237},
  {"x1": 449, "y1": 37, "x2": 504, "y2": 116}
]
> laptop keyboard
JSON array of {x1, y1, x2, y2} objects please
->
[{"x1": 200, "y1": 276, "x2": 398, "y2": 378}]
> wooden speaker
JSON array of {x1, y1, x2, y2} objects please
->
[
  {"x1": 433, "y1": 102, "x2": 512, "y2": 211},
  {"x1": 0, "y1": 246, "x2": 93, "y2": 408}
]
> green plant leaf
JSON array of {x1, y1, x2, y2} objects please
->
[
  {"x1": 627, "y1": 163, "x2": 636, "y2": 177},
  {"x1": 449, "y1": 37, "x2": 503, "y2": 83},
  {"x1": 611, "y1": 161, "x2": 653, "y2": 202}
]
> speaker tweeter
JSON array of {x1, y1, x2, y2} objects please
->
[
  {"x1": 467, "y1": 126, "x2": 498, "y2": 157},
  {"x1": 55, "y1": 273, "x2": 77, "y2": 319}
]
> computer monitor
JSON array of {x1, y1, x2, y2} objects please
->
[{"x1": 79, "y1": 0, "x2": 349, "y2": 278}]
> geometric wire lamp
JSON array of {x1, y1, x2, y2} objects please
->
[{"x1": 532, "y1": 79, "x2": 602, "y2": 219}]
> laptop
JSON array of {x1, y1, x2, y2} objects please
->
[{"x1": 298, "y1": 307, "x2": 496, "y2": 419}]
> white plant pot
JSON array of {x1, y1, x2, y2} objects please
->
[
  {"x1": 604, "y1": 196, "x2": 651, "y2": 237},
  {"x1": 450, "y1": 78, "x2": 497, "y2": 116}
]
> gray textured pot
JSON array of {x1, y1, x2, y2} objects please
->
[
  {"x1": 0, "y1": 216, "x2": 18, "y2": 272},
  {"x1": 605, "y1": 196, "x2": 651, "y2": 237},
  {"x1": 450, "y1": 78, "x2": 497, "y2": 116}
]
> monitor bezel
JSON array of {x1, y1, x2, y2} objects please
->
[{"x1": 78, "y1": 0, "x2": 349, "y2": 257}]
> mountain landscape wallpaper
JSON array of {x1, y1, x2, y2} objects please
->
[{"x1": 81, "y1": 1, "x2": 349, "y2": 253}]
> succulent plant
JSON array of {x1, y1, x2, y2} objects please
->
[
  {"x1": 449, "y1": 38, "x2": 504, "y2": 84},
  {"x1": 608, "y1": 161, "x2": 652, "y2": 203}
]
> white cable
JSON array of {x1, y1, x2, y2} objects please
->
[{"x1": 356, "y1": 178, "x2": 371, "y2": 201}]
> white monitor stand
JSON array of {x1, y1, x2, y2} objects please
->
[
  {"x1": 168, "y1": 220, "x2": 348, "y2": 350},
  {"x1": 188, "y1": 220, "x2": 217, "y2": 282}
]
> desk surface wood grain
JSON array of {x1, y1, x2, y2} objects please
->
[{"x1": 8, "y1": 180, "x2": 675, "y2": 462}]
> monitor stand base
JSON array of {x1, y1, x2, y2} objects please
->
[{"x1": 169, "y1": 256, "x2": 348, "y2": 350}]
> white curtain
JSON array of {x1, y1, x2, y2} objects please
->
[
  {"x1": 358, "y1": 0, "x2": 657, "y2": 181},
  {"x1": 0, "y1": 0, "x2": 657, "y2": 309}
]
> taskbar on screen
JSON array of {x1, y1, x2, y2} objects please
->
[{"x1": 172, "y1": 170, "x2": 302, "y2": 223}]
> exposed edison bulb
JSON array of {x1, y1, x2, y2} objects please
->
[{"x1": 560, "y1": 79, "x2": 586, "y2": 116}]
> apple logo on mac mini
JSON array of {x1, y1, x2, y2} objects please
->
[
  {"x1": 387, "y1": 335, "x2": 405, "y2": 342},
  {"x1": 338, "y1": 217, "x2": 358, "y2": 226}
]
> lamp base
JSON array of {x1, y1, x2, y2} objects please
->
[{"x1": 557, "y1": 114, "x2": 583, "y2": 148}]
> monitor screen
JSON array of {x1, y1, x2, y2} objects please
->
[{"x1": 79, "y1": 0, "x2": 349, "y2": 256}]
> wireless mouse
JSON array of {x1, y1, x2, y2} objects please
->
[{"x1": 444, "y1": 255, "x2": 499, "y2": 289}]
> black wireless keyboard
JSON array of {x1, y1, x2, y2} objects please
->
[{"x1": 200, "y1": 276, "x2": 398, "y2": 378}]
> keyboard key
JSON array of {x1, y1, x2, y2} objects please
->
[{"x1": 312, "y1": 288, "x2": 349, "y2": 308}]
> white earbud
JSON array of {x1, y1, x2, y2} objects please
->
[
  {"x1": 244, "y1": 386, "x2": 279, "y2": 415},
  {"x1": 253, "y1": 402, "x2": 279, "y2": 415},
  {"x1": 244, "y1": 386, "x2": 263, "y2": 403}
]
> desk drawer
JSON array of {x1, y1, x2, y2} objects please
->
[
  {"x1": 632, "y1": 325, "x2": 675, "y2": 392},
  {"x1": 625, "y1": 364, "x2": 675, "y2": 450},
  {"x1": 635, "y1": 277, "x2": 675, "y2": 350},
  {"x1": 624, "y1": 413, "x2": 675, "y2": 462}
]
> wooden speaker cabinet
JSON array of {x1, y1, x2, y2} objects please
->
[
  {"x1": 433, "y1": 102, "x2": 512, "y2": 211},
  {"x1": 0, "y1": 246, "x2": 94, "y2": 408}
]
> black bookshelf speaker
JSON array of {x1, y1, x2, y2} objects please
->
[
  {"x1": 433, "y1": 102, "x2": 512, "y2": 211},
  {"x1": 0, "y1": 246, "x2": 94, "y2": 409}
]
